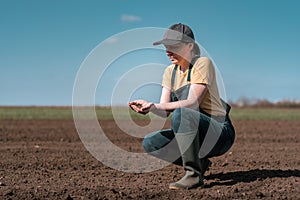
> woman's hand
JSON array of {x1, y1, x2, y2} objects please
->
[{"x1": 128, "y1": 100, "x2": 154, "y2": 115}]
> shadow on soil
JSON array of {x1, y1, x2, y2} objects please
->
[{"x1": 204, "y1": 169, "x2": 300, "y2": 188}]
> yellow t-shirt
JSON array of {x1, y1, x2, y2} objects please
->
[{"x1": 162, "y1": 57, "x2": 226, "y2": 116}]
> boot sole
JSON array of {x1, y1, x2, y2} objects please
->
[{"x1": 169, "y1": 182, "x2": 204, "y2": 190}]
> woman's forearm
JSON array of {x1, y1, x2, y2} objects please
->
[
  {"x1": 149, "y1": 84, "x2": 206, "y2": 117},
  {"x1": 153, "y1": 101, "x2": 180, "y2": 111},
  {"x1": 152, "y1": 99, "x2": 199, "y2": 114}
]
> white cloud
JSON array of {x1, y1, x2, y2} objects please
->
[{"x1": 121, "y1": 14, "x2": 142, "y2": 22}]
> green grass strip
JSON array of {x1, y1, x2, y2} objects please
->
[
  {"x1": 0, "y1": 106, "x2": 148, "y2": 120},
  {"x1": 0, "y1": 106, "x2": 300, "y2": 120}
]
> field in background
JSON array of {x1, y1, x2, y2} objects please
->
[
  {"x1": 1, "y1": 106, "x2": 299, "y2": 199},
  {"x1": 0, "y1": 106, "x2": 300, "y2": 120}
]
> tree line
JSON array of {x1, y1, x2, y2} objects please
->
[{"x1": 228, "y1": 98, "x2": 300, "y2": 108}]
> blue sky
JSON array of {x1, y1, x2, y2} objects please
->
[{"x1": 1, "y1": 0, "x2": 299, "y2": 106}]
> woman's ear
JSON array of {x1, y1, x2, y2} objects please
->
[{"x1": 188, "y1": 43, "x2": 194, "y2": 50}]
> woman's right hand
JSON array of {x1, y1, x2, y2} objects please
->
[{"x1": 128, "y1": 100, "x2": 153, "y2": 115}]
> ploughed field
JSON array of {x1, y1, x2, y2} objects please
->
[{"x1": 0, "y1": 107, "x2": 299, "y2": 199}]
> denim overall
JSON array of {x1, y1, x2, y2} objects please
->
[{"x1": 142, "y1": 57, "x2": 235, "y2": 176}]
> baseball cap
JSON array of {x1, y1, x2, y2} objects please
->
[{"x1": 153, "y1": 23, "x2": 195, "y2": 46}]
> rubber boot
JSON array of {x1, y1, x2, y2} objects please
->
[
  {"x1": 169, "y1": 170, "x2": 203, "y2": 189},
  {"x1": 169, "y1": 131, "x2": 204, "y2": 189}
]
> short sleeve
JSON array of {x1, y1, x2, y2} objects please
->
[
  {"x1": 190, "y1": 57, "x2": 214, "y2": 85},
  {"x1": 162, "y1": 65, "x2": 173, "y2": 89}
]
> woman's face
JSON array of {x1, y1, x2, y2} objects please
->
[{"x1": 164, "y1": 43, "x2": 192, "y2": 65}]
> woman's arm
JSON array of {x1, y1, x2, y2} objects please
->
[
  {"x1": 152, "y1": 83, "x2": 207, "y2": 112},
  {"x1": 150, "y1": 87, "x2": 172, "y2": 117},
  {"x1": 129, "y1": 83, "x2": 207, "y2": 116}
]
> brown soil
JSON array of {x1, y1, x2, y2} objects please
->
[{"x1": 0, "y1": 119, "x2": 299, "y2": 199}]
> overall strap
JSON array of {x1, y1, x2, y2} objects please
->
[
  {"x1": 187, "y1": 55, "x2": 200, "y2": 82},
  {"x1": 171, "y1": 56, "x2": 200, "y2": 89},
  {"x1": 187, "y1": 64, "x2": 192, "y2": 82}
]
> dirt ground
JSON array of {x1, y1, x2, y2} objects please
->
[{"x1": 0, "y1": 118, "x2": 299, "y2": 199}]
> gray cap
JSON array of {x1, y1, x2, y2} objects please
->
[{"x1": 153, "y1": 23, "x2": 195, "y2": 45}]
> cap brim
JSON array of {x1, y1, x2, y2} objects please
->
[{"x1": 153, "y1": 39, "x2": 181, "y2": 46}]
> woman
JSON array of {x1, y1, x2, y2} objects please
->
[{"x1": 128, "y1": 23, "x2": 235, "y2": 189}]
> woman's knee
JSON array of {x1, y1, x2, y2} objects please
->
[
  {"x1": 142, "y1": 137, "x2": 156, "y2": 153},
  {"x1": 142, "y1": 130, "x2": 174, "y2": 153}
]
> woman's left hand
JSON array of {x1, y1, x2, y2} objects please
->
[{"x1": 128, "y1": 100, "x2": 154, "y2": 115}]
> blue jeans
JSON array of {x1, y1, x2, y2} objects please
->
[{"x1": 142, "y1": 107, "x2": 235, "y2": 166}]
